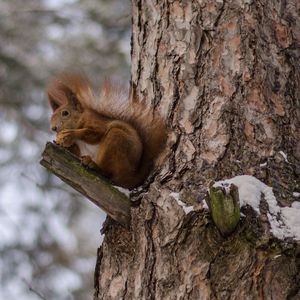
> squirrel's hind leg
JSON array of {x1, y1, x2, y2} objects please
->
[{"x1": 95, "y1": 127, "x2": 143, "y2": 188}]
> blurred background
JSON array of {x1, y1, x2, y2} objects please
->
[{"x1": 0, "y1": 0, "x2": 131, "y2": 299}]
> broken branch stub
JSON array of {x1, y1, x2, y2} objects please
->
[
  {"x1": 40, "y1": 142, "x2": 131, "y2": 227},
  {"x1": 207, "y1": 184, "x2": 240, "y2": 236}
]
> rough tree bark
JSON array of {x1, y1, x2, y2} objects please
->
[{"x1": 94, "y1": 1, "x2": 300, "y2": 299}]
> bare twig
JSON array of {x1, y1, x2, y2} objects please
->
[{"x1": 22, "y1": 278, "x2": 47, "y2": 300}]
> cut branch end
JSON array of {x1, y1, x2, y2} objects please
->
[
  {"x1": 40, "y1": 142, "x2": 131, "y2": 228},
  {"x1": 207, "y1": 184, "x2": 240, "y2": 236}
]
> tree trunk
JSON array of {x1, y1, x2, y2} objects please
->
[{"x1": 94, "y1": 1, "x2": 300, "y2": 299}]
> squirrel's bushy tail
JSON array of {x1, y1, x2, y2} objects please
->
[
  {"x1": 48, "y1": 74, "x2": 167, "y2": 188},
  {"x1": 127, "y1": 102, "x2": 167, "y2": 187},
  {"x1": 95, "y1": 80, "x2": 167, "y2": 187}
]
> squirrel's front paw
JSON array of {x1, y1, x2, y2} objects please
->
[{"x1": 56, "y1": 130, "x2": 75, "y2": 148}]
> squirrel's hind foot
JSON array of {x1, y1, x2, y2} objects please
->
[{"x1": 81, "y1": 155, "x2": 99, "y2": 170}]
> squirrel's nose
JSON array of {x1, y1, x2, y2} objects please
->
[{"x1": 51, "y1": 126, "x2": 57, "y2": 132}]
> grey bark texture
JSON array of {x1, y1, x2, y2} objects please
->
[{"x1": 94, "y1": 1, "x2": 300, "y2": 299}]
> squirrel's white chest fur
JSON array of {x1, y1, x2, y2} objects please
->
[{"x1": 76, "y1": 141, "x2": 100, "y2": 161}]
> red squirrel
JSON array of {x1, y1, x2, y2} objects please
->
[{"x1": 47, "y1": 74, "x2": 167, "y2": 189}]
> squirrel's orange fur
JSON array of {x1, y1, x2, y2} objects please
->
[{"x1": 47, "y1": 74, "x2": 167, "y2": 189}]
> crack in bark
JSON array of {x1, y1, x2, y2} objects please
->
[
  {"x1": 122, "y1": 279, "x2": 128, "y2": 300},
  {"x1": 144, "y1": 202, "x2": 157, "y2": 300},
  {"x1": 93, "y1": 247, "x2": 103, "y2": 299},
  {"x1": 165, "y1": 0, "x2": 170, "y2": 29},
  {"x1": 217, "y1": 75, "x2": 243, "y2": 166},
  {"x1": 152, "y1": 5, "x2": 163, "y2": 109},
  {"x1": 213, "y1": 0, "x2": 227, "y2": 28},
  {"x1": 168, "y1": 133, "x2": 182, "y2": 177}
]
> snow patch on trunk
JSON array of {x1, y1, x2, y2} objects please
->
[{"x1": 170, "y1": 192, "x2": 194, "y2": 215}]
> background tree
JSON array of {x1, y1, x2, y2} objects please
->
[
  {"x1": 0, "y1": 0, "x2": 130, "y2": 299},
  {"x1": 94, "y1": 0, "x2": 300, "y2": 299}
]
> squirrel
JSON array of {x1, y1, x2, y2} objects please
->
[{"x1": 47, "y1": 74, "x2": 167, "y2": 189}]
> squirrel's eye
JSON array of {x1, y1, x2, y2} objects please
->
[{"x1": 61, "y1": 110, "x2": 69, "y2": 117}]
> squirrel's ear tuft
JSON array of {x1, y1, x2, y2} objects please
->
[
  {"x1": 47, "y1": 78, "x2": 69, "y2": 111},
  {"x1": 68, "y1": 92, "x2": 83, "y2": 112},
  {"x1": 48, "y1": 92, "x2": 64, "y2": 111},
  {"x1": 47, "y1": 73, "x2": 91, "y2": 111}
]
